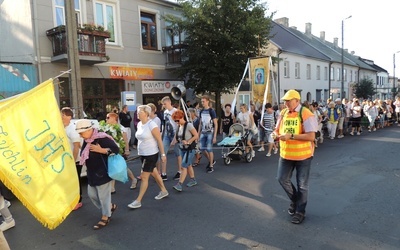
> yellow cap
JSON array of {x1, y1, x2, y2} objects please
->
[{"x1": 282, "y1": 90, "x2": 300, "y2": 101}]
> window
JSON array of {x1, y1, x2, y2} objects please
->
[
  {"x1": 306, "y1": 64, "x2": 311, "y2": 79},
  {"x1": 283, "y1": 61, "x2": 290, "y2": 78},
  {"x1": 238, "y1": 94, "x2": 250, "y2": 109},
  {"x1": 344, "y1": 69, "x2": 347, "y2": 81},
  {"x1": 330, "y1": 67, "x2": 334, "y2": 80},
  {"x1": 316, "y1": 66, "x2": 320, "y2": 80},
  {"x1": 350, "y1": 70, "x2": 353, "y2": 82},
  {"x1": 355, "y1": 71, "x2": 358, "y2": 82},
  {"x1": 165, "y1": 21, "x2": 183, "y2": 46},
  {"x1": 54, "y1": 0, "x2": 82, "y2": 26},
  {"x1": 94, "y1": 1, "x2": 117, "y2": 44},
  {"x1": 141, "y1": 12, "x2": 158, "y2": 50},
  {"x1": 337, "y1": 68, "x2": 341, "y2": 81},
  {"x1": 324, "y1": 67, "x2": 328, "y2": 80},
  {"x1": 295, "y1": 62, "x2": 300, "y2": 79}
]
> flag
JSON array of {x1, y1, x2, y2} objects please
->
[
  {"x1": 250, "y1": 57, "x2": 271, "y2": 106},
  {"x1": 0, "y1": 79, "x2": 79, "y2": 229}
]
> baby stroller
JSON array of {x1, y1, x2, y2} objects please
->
[{"x1": 217, "y1": 123, "x2": 253, "y2": 165}]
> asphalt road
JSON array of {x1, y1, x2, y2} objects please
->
[{"x1": 4, "y1": 126, "x2": 400, "y2": 250}]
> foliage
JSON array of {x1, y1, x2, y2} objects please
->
[
  {"x1": 98, "y1": 120, "x2": 125, "y2": 154},
  {"x1": 164, "y1": 0, "x2": 273, "y2": 113},
  {"x1": 352, "y1": 78, "x2": 376, "y2": 99}
]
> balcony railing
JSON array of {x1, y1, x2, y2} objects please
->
[
  {"x1": 162, "y1": 44, "x2": 187, "y2": 67},
  {"x1": 46, "y1": 25, "x2": 110, "y2": 65}
]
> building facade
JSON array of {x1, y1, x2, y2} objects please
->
[{"x1": 0, "y1": 0, "x2": 184, "y2": 118}]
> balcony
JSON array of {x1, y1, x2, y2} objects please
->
[
  {"x1": 46, "y1": 25, "x2": 110, "y2": 65},
  {"x1": 162, "y1": 44, "x2": 188, "y2": 68}
]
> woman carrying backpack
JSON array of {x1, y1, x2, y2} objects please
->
[{"x1": 171, "y1": 110, "x2": 199, "y2": 192}]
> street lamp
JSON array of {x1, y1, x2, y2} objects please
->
[
  {"x1": 341, "y1": 15, "x2": 352, "y2": 100},
  {"x1": 393, "y1": 51, "x2": 400, "y2": 99}
]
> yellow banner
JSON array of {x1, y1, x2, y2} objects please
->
[
  {"x1": 250, "y1": 57, "x2": 271, "y2": 105},
  {"x1": 109, "y1": 66, "x2": 154, "y2": 80},
  {"x1": 0, "y1": 79, "x2": 79, "y2": 229}
]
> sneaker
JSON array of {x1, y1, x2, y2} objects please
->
[
  {"x1": 127, "y1": 200, "x2": 141, "y2": 209},
  {"x1": 161, "y1": 174, "x2": 168, "y2": 181},
  {"x1": 330, "y1": 137, "x2": 334, "y2": 140},
  {"x1": 274, "y1": 148, "x2": 278, "y2": 154},
  {"x1": 173, "y1": 183, "x2": 182, "y2": 192},
  {"x1": 251, "y1": 150, "x2": 255, "y2": 157},
  {"x1": 357, "y1": 132, "x2": 361, "y2": 135},
  {"x1": 206, "y1": 166, "x2": 214, "y2": 173},
  {"x1": 266, "y1": 153, "x2": 271, "y2": 157},
  {"x1": 368, "y1": 129, "x2": 371, "y2": 132},
  {"x1": 212, "y1": 160, "x2": 216, "y2": 166},
  {"x1": 73, "y1": 202, "x2": 83, "y2": 211},
  {"x1": 350, "y1": 132, "x2": 354, "y2": 136},
  {"x1": 338, "y1": 135, "x2": 344, "y2": 138},
  {"x1": 291, "y1": 213, "x2": 305, "y2": 224},
  {"x1": 130, "y1": 178, "x2": 138, "y2": 189},
  {"x1": 0, "y1": 200, "x2": 11, "y2": 216},
  {"x1": 288, "y1": 203, "x2": 296, "y2": 216},
  {"x1": 186, "y1": 179, "x2": 198, "y2": 187},
  {"x1": 173, "y1": 172, "x2": 181, "y2": 180},
  {"x1": 258, "y1": 147, "x2": 265, "y2": 152},
  {"x1": 0, "y1": 219, "x2": 15, "y2": 231},
  {"x1": 155, "y1": 191, "x2": 169, "y2": 200},
  {"x1": 373, "y1": 128, "x2": 376, "y2": 131}
]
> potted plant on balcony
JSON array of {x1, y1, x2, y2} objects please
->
[{"x1": 79, "y1": 23, "x2": 111, "y2": 38}]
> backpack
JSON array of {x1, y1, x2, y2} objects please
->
[{"x1": 175, "y1": 122, "x2": 196, "y2": 151}]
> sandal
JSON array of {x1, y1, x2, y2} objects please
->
[
  {"x1": 111, "y1": 204, "x2": 117, "y2": 216},
  {"x1": 93, "y1": 218, "x2": 110, "y2": 230}
]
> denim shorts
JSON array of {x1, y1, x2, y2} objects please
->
[
  {"x1": 179, "y1": 148, "x2": 195, "y2": 168},
  {"x1": 200, "y1": 132, "x2": 213, "y2": 152}
]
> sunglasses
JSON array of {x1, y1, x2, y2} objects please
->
[{"x1": 174, "y1": 120, "x2": 180, "y2": 122}]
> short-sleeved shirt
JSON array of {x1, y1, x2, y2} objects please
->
[
  {"x1": 136, "y1": 120, "x2": 159, "y2": 156},
  {"x1": 65, "y1": 122, "x2": 81, "y2": 162},
  {"x1": 177, "y1": 122, "x2": 195, "y2": 149},
  {"x1": 199, "y1": 108, "x2": 217, "y2": 133},
  {"x1": 163, "y1": 108, "x2": 178, "y2": 138},
  {"x1": 119, "y1": 111, "x2": 132, "y2": 128}
]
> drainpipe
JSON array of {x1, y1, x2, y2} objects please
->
[
  {"x1": 328, "y1": 61, "x2": 332, "y2": 99},
  {"x1": 277, "y1": 49, "x2": 282, "y2": 101},
  {"x1": 31, "y1": 0, "x2": 43, "y2": 83}
]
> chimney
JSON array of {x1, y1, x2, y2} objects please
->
[
  {"x1": 305, "y1": 23, "x2": 312, "y2": 35},
  {"x1": 351, "y1": 51, "x2": 355, "y2": 55},
  {"x1": 274, "y1": 17, "x2": 289, "y2": 27},
  {"x1": 333, "y1": 37, "x2": 338, "y2": 47},
  {"x1": 320, "y1": 31, "x2": 325, "y2": 41},
  {"x1": 290, "y1": 26, "x2": 297, "y2": 30},
  {"x1": 345, "y1": 49, "x2": 348, "y2": 53}
]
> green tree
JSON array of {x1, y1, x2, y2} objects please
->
[
  {"x1": 352, "y1": 77, "x2": 376, "y2": 99},
  {"x1": 164, "y1": 0, "x2": 273, "y2": 116}
]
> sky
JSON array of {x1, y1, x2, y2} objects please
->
[{"x1": 266, "y1": 0, "x2": 400, "y2": 77}]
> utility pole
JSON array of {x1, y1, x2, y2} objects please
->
[{"x1": 65, "y1": 0, "x2": 84, "y2": 118}]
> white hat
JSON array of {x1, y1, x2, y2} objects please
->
[
  {"x1": 75, "y1": 119, "x2": 93, "y2": 133},
  {"x1": 335, "y1": 98, "x2": 341, "y2": 102}
]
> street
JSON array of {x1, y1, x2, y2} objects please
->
[{"x1": 4, "y1": 126, "x2": 400, "y2": 250}]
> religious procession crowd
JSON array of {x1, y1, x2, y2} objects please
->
[{"x1": 2, "y1": 91, "x2": 400, "y2": 239}]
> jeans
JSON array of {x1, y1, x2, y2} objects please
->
[
  {"x1": 200, "y1": 132, "x2": 213, "y2": 152},
  {"x1": 162, "y1": 134, "x2": 179, "y2": 157},
  {"x1": 277, "y1": 157, "x2": 312, "y2": 215}
]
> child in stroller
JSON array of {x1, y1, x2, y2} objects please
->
[{"x1": 217, "y1": 123, "x2": 253, "y2": 165}]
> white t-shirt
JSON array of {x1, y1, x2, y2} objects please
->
[
  {"x1": 136, "y1": 120, "x2": 159, "y2": 156},
  {"x1": 163, "y1": 108, "x2": 178, "y2": 137},
  {"x1": 237, "y1": 111, "x2": 252, "y2": 129},
  {"x1": 65, "y1": 122, "x2": 81, "y2": 162},
  {"x1": 151, "y1": 116, "x2": 162, "y2": 129}
]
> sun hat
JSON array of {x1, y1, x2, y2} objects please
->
[{"x1": 75, "y1": 119, "x2": 93, "y2": 133}]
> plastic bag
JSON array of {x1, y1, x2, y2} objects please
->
[{"x1": 107, "y1": 154, "x2": 128, "y2": 183}]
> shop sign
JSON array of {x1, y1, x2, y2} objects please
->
[
  {"x1": 142, "y1": 80, "x2": 184, "y2": 94},
  {"x1": 110, "y1": 66, "x2": 154, "y2": 80}
]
